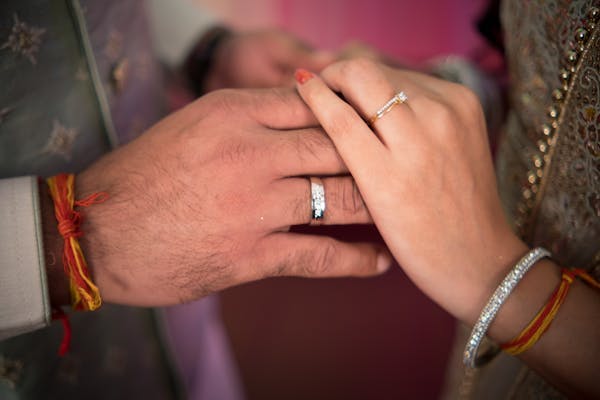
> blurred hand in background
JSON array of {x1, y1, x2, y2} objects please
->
[{"x1": 204, "y1": 29, "x2": 335, "y2": 90}]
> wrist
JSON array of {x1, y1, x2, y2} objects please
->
[
  {"x1": 73, "y1": 169, "x2": 111, "y2": 302},
  {"x1": 74, "y1": 166, "x2": 130, "y2": 305},
  {"x1": 39, "y1": 179, "x2": 70, "y2": 308},
  {"x1": 462, "y1": 245, "x2": 556, "y2": 367},
  {"x1": 460, "y1": 232, "x2": 530, "y2": 326},
  {"x1": 487, "y1": 258, "x2": 561, "y2": 343}
]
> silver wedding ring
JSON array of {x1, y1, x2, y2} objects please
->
[
  {"x1": 368, "y1": 91, "x2": 408, "y2": 125},
  {"x1": 310, "y1": 177, "x2": 326, "y2": 223}
]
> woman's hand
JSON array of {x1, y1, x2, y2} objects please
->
[
  {"x1": 295, "y1": 58, "x2": 600, "y2": 399},
  {"x1": 295, "y1": 59, "x2": 528, "y2": 325}
]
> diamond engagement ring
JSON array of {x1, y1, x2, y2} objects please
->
[
  {"x1": 310, "y1": 177, "x2": 326, "y2": 223},
  {"x1": 368, "y1": 91, "x2": 408, "y2": 126}
]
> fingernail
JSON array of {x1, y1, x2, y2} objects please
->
[
  {"x1": 376, "y1": 252, "x2": 393, "y2": 273},
  {"x1": 294, "y1": 68, "x2": 314, "y2": 84}
]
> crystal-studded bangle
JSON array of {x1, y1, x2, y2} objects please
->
[{"x1": 463, "y1": 247, "x2": 552, "y2": 368}]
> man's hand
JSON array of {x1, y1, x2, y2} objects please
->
[
  {"x1": 43, "y1": 88, "x2": 391, "y2": 307},
  {"x1": 204, "y1": 30, "x2": 334, "y2": 91}
]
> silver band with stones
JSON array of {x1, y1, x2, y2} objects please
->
[
  {"x1": 310, "y1": 177, "x2": 326, "y2": 222},
  {"x1": 463, "y1": 247, "x2": 552, "y2": 368}
]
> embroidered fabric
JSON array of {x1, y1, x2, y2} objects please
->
[{"x1": 454, "y1": 1, "x2": 600, "y2": 398}]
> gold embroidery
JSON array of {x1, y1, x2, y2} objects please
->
[
  {"x1": 104, "y1": 29, "x2": 123, "y2": 61},
  {"x1": 0, "y1": 107, "x2": 14, "y2": 124},
  {"x1": 75, "y1": 65, "x2": 89, "y2": 82},
  {"x1": 0, "y1": 14, "x2": 46, "y2": 65},
  {"x1": 512, "y1": 6, "x2": 600, "y2": 238},
  {"x1": 41, "y1": 120, "x2": 79, "y2": 160},
  {"x1": 110, "y1": 58, "x2": 129, "y2": 93},
  {"x1": 456, "y1": 2, "x2": 599, "y2": 399}
]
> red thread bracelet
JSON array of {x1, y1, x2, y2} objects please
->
[
  {"x1": 501, "y1": 268, "x2": 600, "y2": 355},
  {"x1": 46, "y1": 173, "x2": 107, "y2": 354}
]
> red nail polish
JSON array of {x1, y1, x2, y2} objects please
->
[{"x1": 295, "y1": 68, "x2": 314, "y2": 84}]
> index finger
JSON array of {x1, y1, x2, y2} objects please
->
[
  {"x1": 294, "y1": 69, "x2": 386, "y2": 175},
  {"x1": 247, "y1": 87, "x2": 320, "y2": 130}
]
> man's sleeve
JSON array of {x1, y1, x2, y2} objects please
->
[
  {"x1": 147, "y1": 0, "x2": 218, "y2": 68},
  {"x1": 0, "y1": 176, "x2": 51, "y2": 340}
]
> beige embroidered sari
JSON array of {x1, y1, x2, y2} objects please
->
[{"x1": 444, "y1": 0, "x2": 599, "y2": 398}]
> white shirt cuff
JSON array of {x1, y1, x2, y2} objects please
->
[{"x1": 0, "y1": 176, "x2": 51, "y2": 340}]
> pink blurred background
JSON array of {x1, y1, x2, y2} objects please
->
[
  {"x1": 199, "y1": 0, "x2": 490, "y2": 62},
  {"x1": 193, "y1": 1, "x2": 491, "y2": 399}
]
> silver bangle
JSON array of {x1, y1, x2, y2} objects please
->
[{"x1": 463, "y1": 247, "x2": 551, "y2": 368}]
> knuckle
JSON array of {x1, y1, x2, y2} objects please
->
[
  {"x1": 437, "y1": 103, "x2": 456, "y2": 128},
  {"x1": 252, "y1": 87, "x2": 287, "y2": 112},
  {"x1": 350, "y1": 179, "x2": 365, "y2": 213},
  {"x1": 217, "y1": 137, "x2": 256, "y2": 165},
  {"x1": 340, "y1": 57, "x2": 378, "y2": 80},
  {"x1": 306, "y1": 241, "x2": 336, "y2": 276},
  {"x1": 424, "y1": 97, "x2": 458, "y2": 136},
  {"x1": 337, "y1": 178, "x2": 364, "y2": 216},
  {"x1": 267, "y1": 131, "x2": 330, "y2": 176},
  {"x1": 295, "y1": 129, "x2": 333, "y2": 162},
  {"x1": 205, "y1": 88, "x2": 247, "y2": 117},
  {"x1": 268, "y1": 87, "x2": 295, "y2": 106},
  {"x1": 292, "y1": 192, "x2": 310, "y2": 223},
  {"x1": 270, "y1": 262, "x2": 288, "y2": 278},
  {"x1": 454, "y1": 84, "x2": 482, "y2": 116}
]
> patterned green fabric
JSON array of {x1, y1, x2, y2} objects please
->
[
  {"x1": 0, "y1": 1, "x2": 176, "y2": 398},
  {"x1": 0, "y1": 0, "x2": 111, "y2": 178}
]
